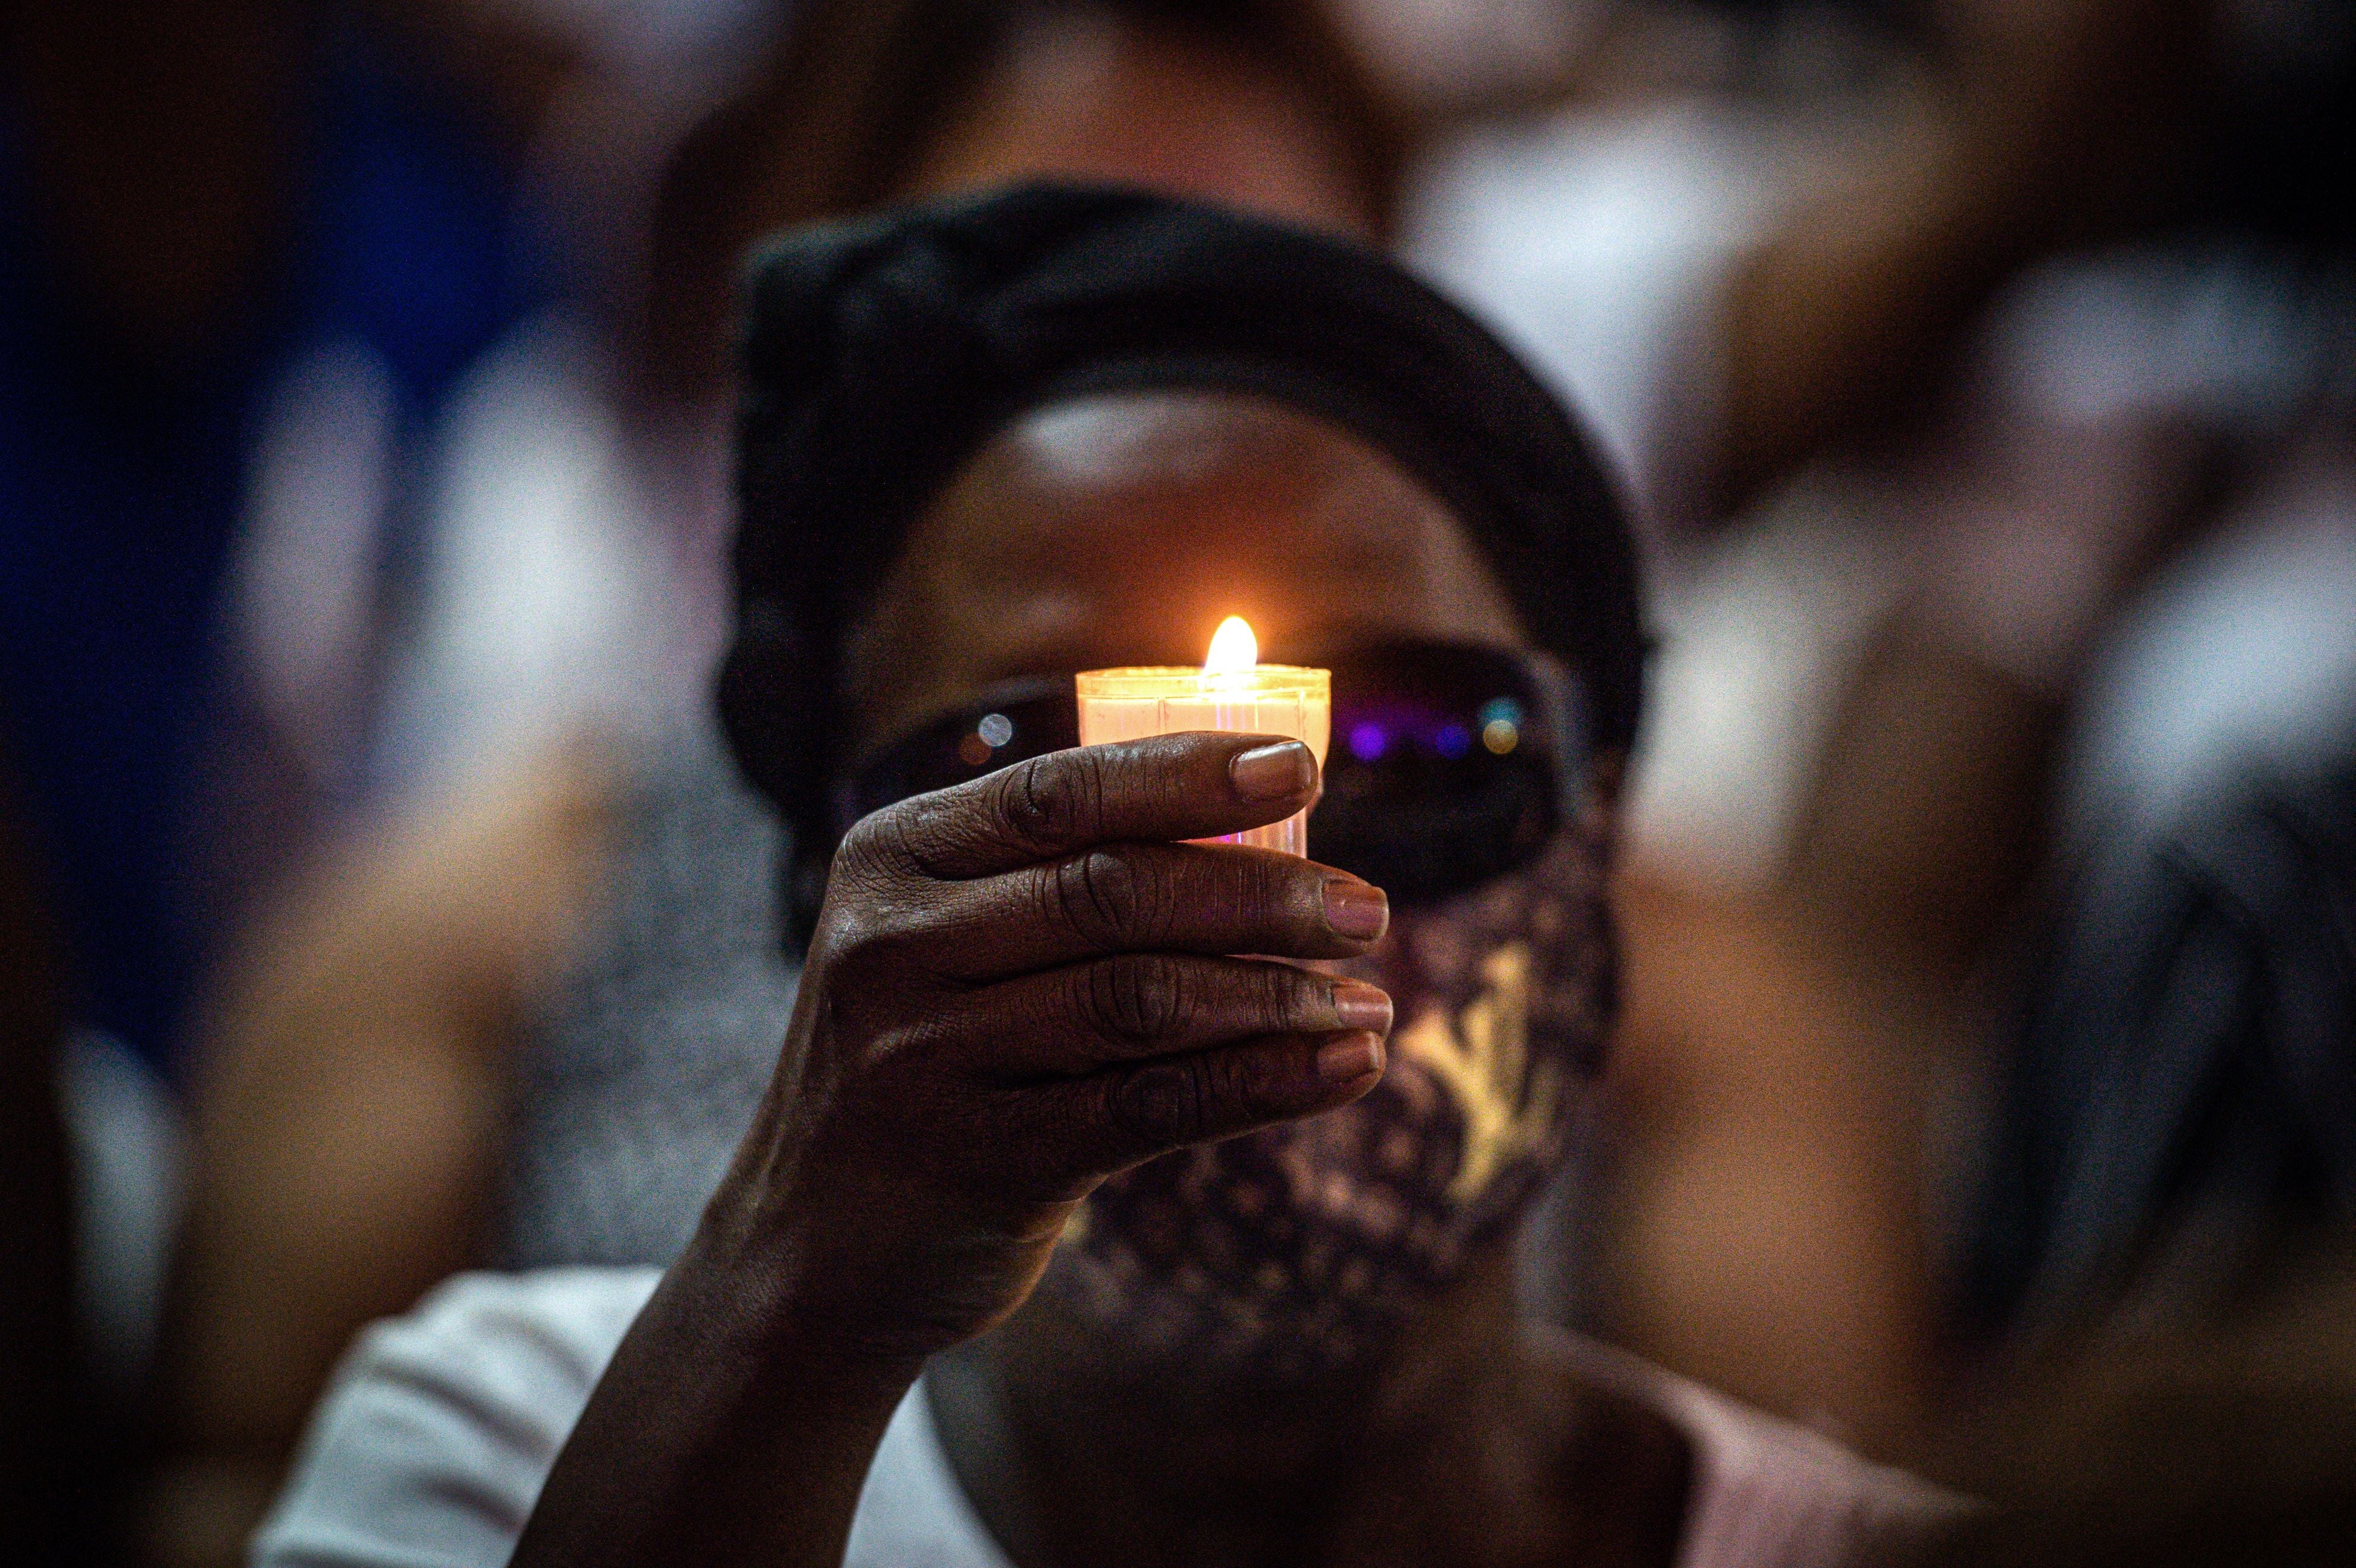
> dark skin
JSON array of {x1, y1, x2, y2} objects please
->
[{"x1": 510, "y1": 393, "x2": 1688, "y2": 1568}]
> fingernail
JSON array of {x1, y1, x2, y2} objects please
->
[
  {"x1": 1230, "y1": 741, "x2": 1314, "y2": 800},
  {"x1": 1330, "y1": 982, "x2": 1393, "y2": 1035},
  {"x1": 1323, "y1": 881, "x2": 1389, "y2": 942},
  {"x1": 1317, "y1": 1033, "x2": 1385, "y2": 1083}
]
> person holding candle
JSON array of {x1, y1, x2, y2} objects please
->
[{"x1": 254, "y1": 187, "x2": 1959, "y2": 1568}]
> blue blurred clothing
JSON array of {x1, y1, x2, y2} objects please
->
[{"x1": 0, "y1": 27, "x2": 550, "y2": 1081}]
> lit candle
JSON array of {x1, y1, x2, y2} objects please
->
[{"x1": 1076, "y1": 617, "x2": 1331, "y2": 855}]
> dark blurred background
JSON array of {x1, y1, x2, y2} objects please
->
[{"x1": 4, "y1": 2, "x2": 2352, "y2": 1564}]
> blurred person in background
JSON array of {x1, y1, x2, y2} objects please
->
[
  {"x1": 0, "y1": 0, "x2": 781, "y2": 1557},
  {"x1": 0, "y1": 0, "x2": 564, "y2": 1094},
  {"x1": 1399, "y1": 0, "x2": 2356, "y2": 1458},
  {"x1": 2, "y1": 4, "x2": 571, "y2": 1560}
]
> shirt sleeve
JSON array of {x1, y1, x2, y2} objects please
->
[
  {"x1": 1542, "y1": 1327, "x2": 1969, "y2": 1568},
  {"x1": 251, "y1": 1268, "x2": 661, "y2": 1568}
]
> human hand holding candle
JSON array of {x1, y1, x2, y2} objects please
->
[{"x1": 1076, "y1": 617, "x2": 1332, "y2": 856}]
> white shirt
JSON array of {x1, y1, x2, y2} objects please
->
[{"x1": 254, "y1": 1269, "x2": 1957, "y2": 1568}]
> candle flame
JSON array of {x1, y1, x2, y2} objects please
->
[{"x1": 1203, "y1": 615, "x2": 1258, "y2": 675}]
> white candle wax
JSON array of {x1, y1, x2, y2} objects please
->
[{"x1": 1076, "y1": 620, "x2": 1331, "y2": 856}]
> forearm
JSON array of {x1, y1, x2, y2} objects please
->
[
  {"x1": 1716, "y1": 105, "x2": 2036, "y2": 512},
  {"x1": 149, "y1": 1007, "x2": 509, "y2": 1568},
  {"x1": 511, "y1": 1203, "x2": 921, "y2": 1568},
  {"x1": 520, "y1": 733, "x2": 1382, "y2": 1567},
  {"x1": 176, "y1": 1005, "x2": 503, "y2": 1405},
  {"x1": 1714, "y1": 0, "x2": 2204, "y2": 513},
  {"x1": 1778, "y1": 406, "x2": 2200, "y2": 980}
]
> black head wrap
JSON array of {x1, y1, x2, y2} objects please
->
[{"x1": 720, "y1": 182, "x2": 1647, "y2": 909}]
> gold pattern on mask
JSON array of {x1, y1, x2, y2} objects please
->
[{"x1": 1393, "y1": 941, "x2": 1562, "y2": 1200}]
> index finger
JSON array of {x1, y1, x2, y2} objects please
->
[{"x1": 877, "y1": 732, "x2": 1318, "y2": 881}]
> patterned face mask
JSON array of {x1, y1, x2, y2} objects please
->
[{"x1": 1040, "y1": 811, "x2": 1617, "y2": 1383}]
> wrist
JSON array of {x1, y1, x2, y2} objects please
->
[
  {"x1": 511, "y1": 1197, "x2": 921, "y2": 1568},
  {"x1": 673, "y1": 1177, "x2": 933, "y2": 1395}
]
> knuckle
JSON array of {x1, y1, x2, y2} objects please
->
[
  {"x1": 1230, "y1": 1043, "x2": 1294, "y2": 1113},
  {"x1": 1048, "y1": 847, "x2": 1172, "y2": 948},
  {"x1": 810, "y1": 894, "x2": 927, "y2": 983},
  {"x1": 999, "y1": 748, "x2": 1102, "y2": 853},
  {"x1": 837, "y1": 804, "x2": 921, "y2": 879},
  {"x1": 1200, "y1": 1047, "x2": 1266, "y2": 1120},
  {"x1": 1081, "y1": 954, "x2": 1187, "y2": 1044},
  {"x1": 1235, "y1": 851, "x2": 1301, "y2": 930},
  {"x1": 1107, "y1": 1056, "x2": 1212, "y2": 1148},
  {"x1": 1194, "y1": 846, "x2": 1292, "y2": 940},
  {"x1": 1255, "y1": 960, "x2": 1316, "y2": 1027},
  {"x1": 805, "y1": 888, "x2": 875, "y2": 969}
]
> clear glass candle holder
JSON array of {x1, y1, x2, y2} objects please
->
[{"x1": 1075, "y1": 664, "x2": 1331, "y2": 855}]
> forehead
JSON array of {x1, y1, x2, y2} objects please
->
[{"x1": 847, "y1": 391, "x2": 1525, "y2": 745}]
